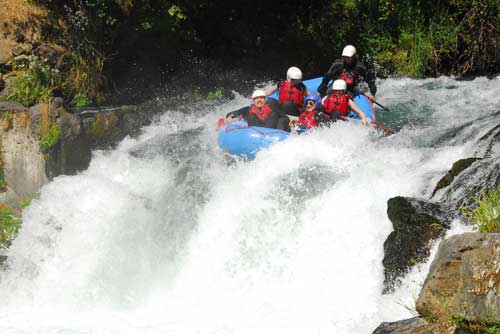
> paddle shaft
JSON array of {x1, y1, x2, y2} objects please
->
[{"x1": 355, "y1": 89, "x2": 390, "y2": 111}]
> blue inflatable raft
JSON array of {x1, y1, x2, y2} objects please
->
[
  {"x1": 217, "y1": 119, "x2": 289, "y2": 160},
  {"x1": 217, "y1": 76, "x2": 376, "y2": 159}
]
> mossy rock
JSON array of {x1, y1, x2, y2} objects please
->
[
  {"x1": 432, "y1": 158, "x2": 481, "y2": 196},
  {"x1": 87, "y1": 112, "x2": 118, "y2": 138}
]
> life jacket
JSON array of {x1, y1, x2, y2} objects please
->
[
  {"x1": 278, "y1": 81, "x2": 304, "y2": 108},
  {"x1": 298, "y1": 110, "x2": 318, "y2": 128},
  {"x1": 249, "y1": 103, "x2": 273, "y2": 121},
  {"x1": 323, "y1": 93, "x2": 349, "y2": 117},
  {"x1": 340, "y1": 68, "x2": 357, "y2": 88}
]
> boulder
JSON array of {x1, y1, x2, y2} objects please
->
[
  {"x1": 436, "y1": 157, "x2": 500, "y2": 209},
  {"x1": 432, "y1": 158, "x2": 481, "y2": 197},
  {"x1": 383, "y1": 197, "x2": 452, "y2": 291},
  {"x1": 417, "y1": 233, "x2": 500, "y2": 328},
  {"x1": 372, "y1": 317, "x2": 435, "y2": 334}
]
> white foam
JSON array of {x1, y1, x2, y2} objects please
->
[{"x1": 0, "y1": 76, "x2": 498, "y2": 333}]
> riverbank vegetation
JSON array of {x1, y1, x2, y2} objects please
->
[
  {"x1": 462, "y1": 185, "x2": 500, "y2": 233},
  {"x1": 1, "y1": 0, "x2": 499, "y2": 106},
  {"x1": 0, "y1": 205, "x2": 21, "y2": 249}
]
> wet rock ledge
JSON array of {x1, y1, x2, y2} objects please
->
[{"x1": 0, "y1": 98, "x2": 153, "y2": 207}]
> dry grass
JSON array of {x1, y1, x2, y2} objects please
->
[{"x1": 0, "y1": 0, "x2": 47, "y2": 27}]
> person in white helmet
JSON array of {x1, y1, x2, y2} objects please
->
[
  {"x1": 321, "y1": 79, "x2": 368, "y2": 125},
  {"x1": 225, "y1": 89, "x2": 291, "y2": 132},
  {"x1": 317, "y1": 45, "x2": 377, "y2": 100},
  {"x1": 264, "y1": 66, "x2": 310, "y2": 117}
]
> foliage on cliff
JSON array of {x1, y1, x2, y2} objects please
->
[
  {"x1": 0, "y1": 205, "x2": 21, "y2": 249},
  {"x1": 3, "y1": 0, "x2": 500, "y2": 105},
  {"x1": 40, "y1": 0, "x2": 500, "y2": 76}
]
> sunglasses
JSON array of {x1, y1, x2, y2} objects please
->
[{"x1": 306, "y1": 100, "x2": 316, "y2": 105}]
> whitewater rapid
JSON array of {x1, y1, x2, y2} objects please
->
[{"x1": 0, "y1": 76, "x2": 498, "y2": 333}]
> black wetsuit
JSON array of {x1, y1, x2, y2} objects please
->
[
  {"x1": 317, "y1": 59, "x2": 377, "y2": 97},
  {"x1": 226, "y1": 98, "x2": 291, "y2": 132}
]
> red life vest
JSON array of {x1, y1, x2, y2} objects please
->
[
  {"x1": 278, "y1": 81, "x2": 304, "y2": 107},
  {"x1": 340, "y1": 69, "x2": 356, "y2": 87},
  {"x1": 249, "y1": 104, "x2": 273, "y2": 121},
  {"x1": 323, "y1": 93, "x2": 349, "y2": 117},
  {"x1": 298, "y1": 110, "x2": 318, "y2": 128}
]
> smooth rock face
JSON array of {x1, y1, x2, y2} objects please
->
[
  {"x1": 417, "y1": 233, "x2": 500, "y2": 324},
  {"x1": 0, "y1": 120, "x2": 48, "y2": 200},
  {"x1": 372, "y1": 317, "x2": 435, "y2": 334},
  {"x1": 383, "y1": 196, "x2": 452, "y2": 290},
  {"x1": 435, "y1": 121, "x2": 500, "y2": 209}
]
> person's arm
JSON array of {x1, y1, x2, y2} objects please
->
[
  {"x1": 314, "y1": 107, "x2": 331, "y2": 124},
  {"x1": 348, "y1": 99, "x2": 368, "y2": 125},
  {"x1": 318, "y1": 62, "x2": 342, "y2": 96},
  {"x1": 297, "y1": 82, "x2": 309, "y2": 97},
  {"x1": 317, "y1": 72, "x2": 333, "y2": 97},
  {"x1": 263, "y1": 84, "x2": 278, "y2": 96},
  {"x1": 226, "y1": 106, "x2": 249, "y2": 120},
  {"x1": 357, "y1": 62, "x2": 377, "y2": 97}
]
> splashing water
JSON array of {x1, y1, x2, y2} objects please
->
[{"x1": 0, "y1": 76, "x2": 499, "y2": 333}]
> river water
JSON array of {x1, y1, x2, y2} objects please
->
[{"x1": 0, "y1": 76, "x2": 498, "y2": 333}]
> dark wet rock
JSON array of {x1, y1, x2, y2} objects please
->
[
  {"x1": 436, "y1": 156, "x2": 500, "y2": 209},
  {"x1": 416, "y1": 233, "x2": 500, "y2": 327},
  {"x1": 0, "y1": 255, "x2": 6, "y2": 267},
  {"x1": 383, "y1": 196, "x2": 453, "y2": 291},
  {"x1": 372, "y1": 317, "x2": 435, "y2": 334},
  {"x1": 432, "y1": 158, "x2": 481, "y2": 197},
  {"x1": 454, "y1": 329, "x2": 474, "y2": 334},
  {"x1": 476, "y1": 121, "x2": 500, "y2": 157},
  {"x1": 46, "y1": 104, "x2": 154, "y2": 178}
]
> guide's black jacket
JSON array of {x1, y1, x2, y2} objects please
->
[{"x1": 317, "y1": 59, "x2": 377, "y2": 97}]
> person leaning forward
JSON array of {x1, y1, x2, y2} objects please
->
[
  {"x1": 264, "y1": 67, "x2": 309, "y2": 117},
  {"x1": 317, "y1": 45, "x2": 377, "y2": 101},
  {"x1": 226, "y1": 90, "x2": 291, "y2": 132}
]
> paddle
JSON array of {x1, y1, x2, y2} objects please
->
[
  {"x1": 371, "y1": 122, "x2": 394, "y2": 135},
  {"x1": 355, "y1": 89, "x2": 390, "y2": 111},
  {"x1": 371, "y1": 99, "x2": 390, "y2": 111}
]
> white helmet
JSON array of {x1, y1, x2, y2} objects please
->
[
  {"x1": 332, "y1": 79, "x2": 347, "y2": 91},
  {"x1": 286, "y1": 66, "x2": 303, "y2": 81},
  {"x1": 252, "y1": 89, "x2": 266, "y2": 99},
  {"x1": 342, "y1": 45, "x2": 356, "y2": 57}
]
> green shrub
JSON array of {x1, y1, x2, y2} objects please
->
[
  {"x1": 7, "y1": 58, "x2": 62, "y2": 106},
  {"x1": 462, "y1": 186, "x2": 500, "y2": 232},
  {"x1": 486, "y1": 325, "x2": 500, "y2": 334},
  {"x1": 71, "y1": 92, "x2": 92, "y2": 107},
  {"x1": 0, "y1": 170, "x2": 6, "y2": 192},
  {"x1": 67, "y1": 52, "x2": 106, "y2": 106},
  {"x1": 0, "y1": 205, "x2": 21, "y2": 249},
  {"x1": 20, "y1": 198, "x2": 32, "y2": 209},
  {"x1": 395, "y1": 28, "x2": 434, "y2": 77},
  {"x1": 207, "y1": 87, "x2": 223, "y2": 100},
  {"x1": 39, "y1": 124, "x2": 61, "y2": 152}
]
